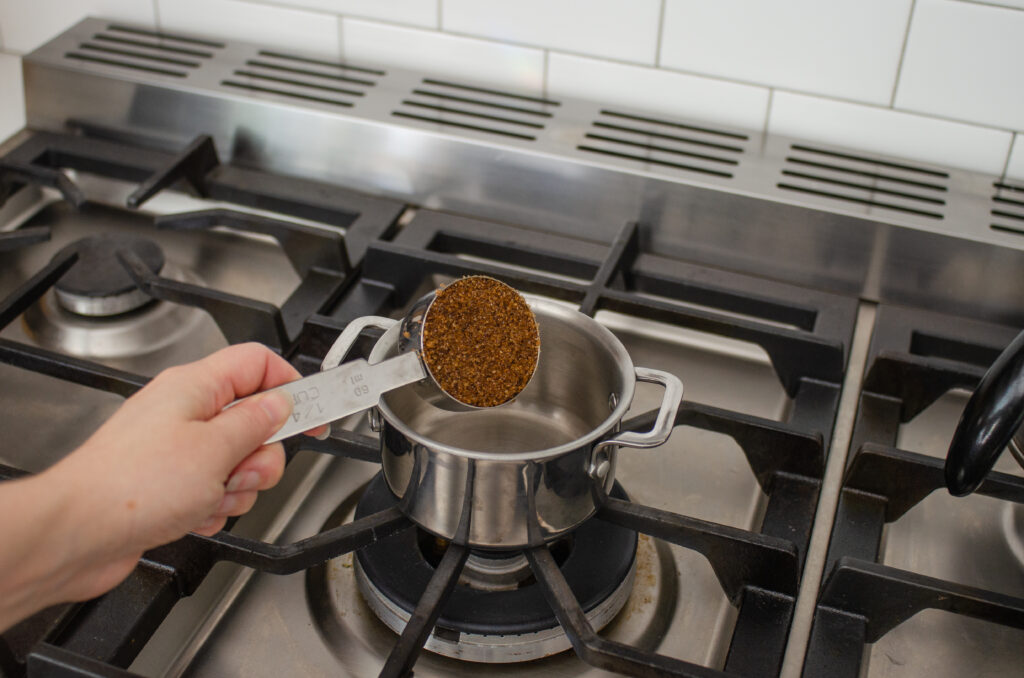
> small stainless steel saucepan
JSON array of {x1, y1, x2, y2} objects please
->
[{"x1": 323, "y1": 296, "x2": 683, "y2": 549}]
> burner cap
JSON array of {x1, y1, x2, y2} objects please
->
[{"x1": 53, "y1": 235, "x2": 164, "y2": 316}]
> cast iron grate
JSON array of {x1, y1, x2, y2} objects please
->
[
  {"x1": 777, "y1": 143, "x2": 949, "y2": 219},
  {"x1": 0, "y1": 132, "x2": 406, "y2": 351},
  {"x1": 308, "y1": 213, "x2": 856, "y2": 676},
  {"x1": 0, "y1": 133, "x2": 857, "y2": 677},
  {"x1": 576, "y1": 109, "x2": 748, "y2": 179},
  {"x1": 391, "y1": 78, "x2": 560, "y2": 141},
  {"x1": 802, "y1": 305, "x2": 1024, "y2": 678},
  {"x1": 990, "y1": 180, "x2": 1024, "y2": 236}
]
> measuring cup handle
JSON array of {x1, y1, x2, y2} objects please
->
[
  {"x1": 322, "y1": 316, "x2": 398, "y2": 371},
  {"x1": 595, "y1": 367, "x2": 684, "y2": 453}
]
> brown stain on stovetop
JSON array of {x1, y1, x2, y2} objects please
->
[{"x1": 619, "y1": 533, "x2": 657, "y2": 622}]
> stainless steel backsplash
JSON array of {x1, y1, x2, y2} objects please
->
[{"x1": 19, "y1": 18, "x2": 1024, "y2": 325}]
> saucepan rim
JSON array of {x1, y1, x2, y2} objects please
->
[{"x1": 370, "y1": 295, "x2": 638, "y2": 462}]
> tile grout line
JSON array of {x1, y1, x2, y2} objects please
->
[
  {"x1": 26, "y1": 2, "x2": 1020, "y2": 152},
  {"x1": 228, "y1": 0, "x2": 438, "y2": 30},
  {"x1": 152, "y1": 0, "x2": 162, "y2": 31},
  {"x1": 542, "y1": 49, "x2": 549, "y2": 99},
  {"x1": 211, "y1": 8, "x2": 1022, "y2": 139},
  {"x1": 655, "y1": 0, "x2": 666, "y2": 67},
  {"x1": 889, "y1": 0, "x2": 916, "y2": 108},
  {"x1": 437, "y1": 0, "x2": 443, "y2": 30},
  {"x1": 761, "y1": 88, "x2": 775, "y2": 153},
  {"x1": 1000, "y1": 134, "x2": 1018, "y2": 179},
  {"x1": 406, "y1": 22, "x2": 1024, "y2": 135},
  {"x1": 337, "y1": 14, "x2": 345, "y2": 63},
  {"x1": 777, "y1": 302, "x2": 877, "y2": 678},
  {"x1": 948, "y1": 0, "x2": 1024, "y2": 10}
]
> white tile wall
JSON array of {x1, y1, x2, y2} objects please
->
[
  {"x1": 443, "y1": 0, "x2": 662, "y2": 65},
  {"x1": 1, "y1": 0, "x2": 1023, "y2": 177},
  {"x1": 895, "y1": 0, "x2": 1024, "y2": 132},
  {"x1": 769, "y1": 91, "x2": 1012, "y2": 175},
  {"x1": 265, "y1": 0, "x2": 437, "y2": 29},
  {"x1": 342, "y1": 18, "x2": 545, "y2": 93},
  {"x1": 0, "y1": 0, "x2": 155, "y2": 54},
  {"x1": 0, "y1": 53, "x2": 23, "y2": 141},
  {"x1": 978, "y1": 0, "x2": 1024, "y2": 9},
  {"x1": 660, "y1": 0, "x2": 912, "y2": 106},
  {"x1": 1008, "y1": 136, "x2": 1024, "y2": 181},
  {"x1": 156, "y1": 0, "x2": 341, "y2": 58},
  {"x1": 547, "y1": 52, "x2": 770, "y2": 131}
]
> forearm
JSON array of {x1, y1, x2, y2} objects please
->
[
  {"x1": 0, "y1": 472, "x2": 74, "y2": 632},
  {"x1": 0, "y1": 344, "x2": 296, "y2": 633},
  {"x1": 0, "y1": 459, "x2": 146, "y2": 634}
]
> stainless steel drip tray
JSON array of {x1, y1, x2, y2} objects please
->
[
  {"x1": 866, "y1": 390, "x2": 1024, "y2": 678},
  {"x1": 133, "y1": 305, "x2": 791, "y2": 677}
]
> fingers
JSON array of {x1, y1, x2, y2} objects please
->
[
  {"x1": 204, "y1": 395, "x2": 292, "y2": 477},
  {"x1": 215, "y1": 490, "x2": 259, "y2": 517},
  {"x1": 193, "y1": 516, "x2": 227, "y2": 536},
  {"x1": 225, "y1": 444, "x2": 286, "y2": 493},
  {"x1": 191, "y1": 490, "x2": 258, "y2": 536},
  {"x1": 171, "y1": 343, "x2": 302, "y2": 418},
  {"x1": 305, "y1": 423, "x2": 330, "y2": 439}
]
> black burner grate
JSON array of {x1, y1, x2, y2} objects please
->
[
  {"x1": 0, "y1": 130, "x2": 858, "y2": 677},
  {"x1": 803, "y1": 305, "x2": 1024, "y2": 678}
]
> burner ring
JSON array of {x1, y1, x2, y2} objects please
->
[
  {"x1": 355, "y1": 556, "x2": 635, "y2": 663},
  {"x1": 352, "y1": 473, "x2": 636, "y2": 662},
  {"x1": 54, "y1": 285, "x2": 155, "y2": 317},
  {"x1": 23, "y1": 263, "x2": 205, "y2": 359},
  {"x1": 53, "y1": 235, "x2": 164, "y2": 317}
]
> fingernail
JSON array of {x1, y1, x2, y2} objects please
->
[
  {"x1": 315, "y1": 424, "x2": 331, "y2": 441},
  {"x1": 256, "y1": 390, "x2": 292, "y2": 427},
  {"x1": 217, "y1": 493, "x2": 239, "y2": 515},
  {"x1": 198, "y1": 516, "x2": 219, "y2": 531},
  {"x1": 225, "y1": 470, "x2": 261, "y2": 492}
]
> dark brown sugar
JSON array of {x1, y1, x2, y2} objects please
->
[{"x1": 421, "y1": 276, "x2": 540, "y2": 408}]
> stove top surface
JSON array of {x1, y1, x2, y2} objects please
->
[{"x1": 1, "y1": 74, "x2": 1023, "y2": 678}]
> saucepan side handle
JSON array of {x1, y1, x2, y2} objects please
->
[
  {"x1": 321, "y1": 316, "x2": 398, "y2": 371},
  {"x1": 595, "y1": 367, "x2": 683, "y2": 453}
]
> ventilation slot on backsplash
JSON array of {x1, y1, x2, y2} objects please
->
[
  {"x1": 577, "y1": 110, "x2": 746, "y2": 179},
  {"x1": 392, "y1": 78, "x2": 560, "y2": 141},
  {"x1": 221, "y1": 50, "x2": 383, "y2": 109},
  {"x1": 63, "y1": 23, "x2": 224, "y2": 78},
  {"x1": 990, "y1": 182, "x2": 1024, "y2": 236},
  {"x1": 777, "y1": 144, "x2": 948, "y2": 219}
]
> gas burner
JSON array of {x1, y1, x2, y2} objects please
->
[
  {"x1": 350, "y1": 473, "x2": 637, "y2": 664},
  {"x1": 21, "y1": 236, "x2": 205, "y2": 359},
  {"x1": 53, "y1": 235, "x2": 164, "y2": 317}
]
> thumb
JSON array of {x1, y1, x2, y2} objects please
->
[{"x1": 205, "y1": 390, "x2": 293, "y2": 474}]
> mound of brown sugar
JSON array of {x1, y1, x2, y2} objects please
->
[{"x1": 421, "y1": 276, "x2": 540, "y2": 407}]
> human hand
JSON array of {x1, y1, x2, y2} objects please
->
[{"x1": 0, "y1": 343, "x2": 323, "y2": 630}]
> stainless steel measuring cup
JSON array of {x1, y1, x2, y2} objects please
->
[{"x1": 244, "y1": 276, "x2": 539, "y2": 444}]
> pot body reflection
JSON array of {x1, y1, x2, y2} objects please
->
[{"x1": 367, "y1": 297, "x2": 682, "y2": 549}]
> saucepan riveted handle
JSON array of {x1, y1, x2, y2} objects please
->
[
  {"x1": 595, "y1": 367, "x2": 684, "y2": 454},
  {"x1": 321, "y1": 316, "x2": 398, "y2": 370}
]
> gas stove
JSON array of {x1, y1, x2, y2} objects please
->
[{"x1": 1, "y1": 17, "x2": 1023, "y2": 678}]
